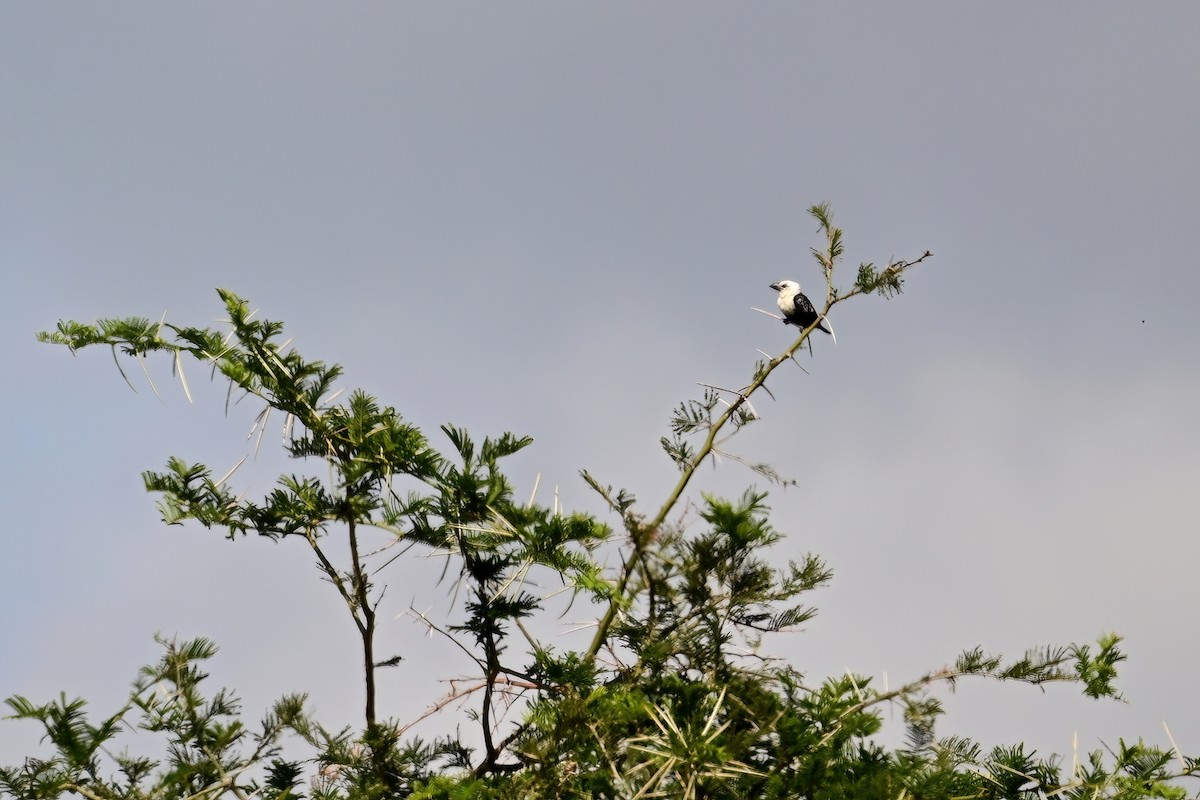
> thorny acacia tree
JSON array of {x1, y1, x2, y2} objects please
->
[{"x1": 9, "y1": 205, "x2": 1199, "y2": 799}]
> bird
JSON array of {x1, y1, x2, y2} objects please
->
[{"x1": 769, "y1": 280, "x2": 831, "y2": 335}]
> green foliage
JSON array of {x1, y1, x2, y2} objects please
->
[
  {"x1": 14, "y1": 210, "x2": 1196, "y2": 799},
  {"x1": 809, "y1": 202, "x2": 844, "y2": 281},
  {"x1": 852, "y1": 250, "x2": 932, "y2": 300},
  {"x1": 854, "y1": 261, "x2": 905, "y2": 297},
  {"x1": 0, "y1": 636, "x2": 302, "y2": 800}
]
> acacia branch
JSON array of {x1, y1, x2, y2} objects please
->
[
  {"x1": 399, "y1": 675, "x2": 537, "y2": 738},
  {"x1": 346, "y1": 512, "x2": 378, "y2": 728},
  {"x1": 584, "y1": 247, "x2": 933, "y2": 663},
  {"x1": 307, "y1": 532, "x2": 365, "y2": 635},
  {"x1": 583, "y1": 318, "x2": 823, "y2": 663}
]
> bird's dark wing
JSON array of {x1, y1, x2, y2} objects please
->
[
  {"x1": 792, "y1": 292, "x2": 817, "y2": 315},
  {"x1": 788, "y1": 291, "x2": 831, "y2": 334}
]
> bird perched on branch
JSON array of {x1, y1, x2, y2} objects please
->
[{"x1": 770, "y1": 280, "x2": 831, "y2": 335}]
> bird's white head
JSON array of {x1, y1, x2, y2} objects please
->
[{"x1": 770, "y1": 280, "x2": 802, "y2": 316}]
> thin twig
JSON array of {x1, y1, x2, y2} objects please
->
[
  {"x1": 405, "y1": 604, "x2": 486, "y2": 671},
  {"x1": 398, "y1": 679, "x2": 488, "y2": 736},
  {"x1": 1163, "y1": 720, "x2": 1186, "y2": 771},
  {"x1": 784, "y1": 352, "x2": 810, "y2": 374},
  {"x1": 527, "y1": 471, "x2": 541, "y2": 508},
  {"x1": 138, "y1": 354, "x2": 162, "y2": 400},
  {"x1": 696, "y1": 382, "x2": 747, "y2": 398}
]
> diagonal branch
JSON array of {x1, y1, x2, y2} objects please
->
[{"x1": 584, "y1": 247, "x2": 933, "y2": 663}]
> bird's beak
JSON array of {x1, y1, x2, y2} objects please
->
[{"x1": 769, "y1": 283, "x2": 781, "y2": 291}]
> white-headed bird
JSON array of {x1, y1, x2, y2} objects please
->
[{"x1": 769, "y1": 280, "x2": 831, "y2": 335}]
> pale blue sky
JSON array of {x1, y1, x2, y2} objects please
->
[{"x1": 3, "y1": 3, "x2": 1198, "y2": 765}]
